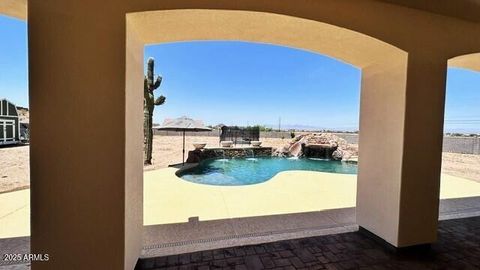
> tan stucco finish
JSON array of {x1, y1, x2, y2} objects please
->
[
  {"x1": 129, "y1": 10, "x2": 404, "y2": 68},
  {"x1": 2, "y1": 0, "x2": 476, "y2": 269},
  {"x1": 0, "y1": 0, "x2": 26, "y2": 20},
  {"x1": 449, "y1": 53, "x2": 480, "y2": 72}
]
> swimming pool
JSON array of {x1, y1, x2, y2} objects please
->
[{"x1": 179, "y1": 157, "x2": 357, "y2": 186}]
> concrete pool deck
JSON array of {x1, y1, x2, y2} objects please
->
[
  {"x1": 145, "y1": 169, "x2": 357, "y2": 225},
  {"x1": 145, "y1": 168, "x2": 480, "y2": 224},
  {"x1": 0, "y1": 189, "x2": 30, "y2": 239},
  {"x1": 2, "y1": 168, "x2": 480, "y2": 239}
]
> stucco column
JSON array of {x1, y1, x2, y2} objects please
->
[
  {"x1": 396, "y1": 54, "x2": 447, "y2": 247},
  {"x1": 357, "y1": 54, "x2": 447, "y2": 247},
  {"x1": 28, "y1": 3, "x2": 142, "y2": 270}
]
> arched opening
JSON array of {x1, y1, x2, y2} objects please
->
[
  {"x1": 126, "y1": 9, "x2": 410, "y2": 258},
  {"x1": 141, "y1": 40, "x2": 362, "y2": 240},
  {"x1": 438, "y1": 53, "x2": 480, "y2": 219}
]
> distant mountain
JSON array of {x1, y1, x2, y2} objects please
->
[
  {"x1": 264, "y1": 123, "x2": 358, "y2": 132},
  {"x1": 263, "y1": 124, "x2": 324, "y2": 131}
]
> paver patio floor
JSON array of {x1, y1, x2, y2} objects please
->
[{"x1": 136, "y1": 215, "x2": 480, "y2": 270}]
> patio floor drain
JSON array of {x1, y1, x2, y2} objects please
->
[{"x1": 142, "y1": 223, "x2": 357, "y2": 251}]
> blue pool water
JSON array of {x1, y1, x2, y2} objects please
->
[{"x1": 179, "y1": 157, "x2": 357, "y2": 186}]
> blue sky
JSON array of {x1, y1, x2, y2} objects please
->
[
  {"x1": 0, "y1": 15, "x2": 28, "y2": 107},
  {"x1": 144, "y1": 41, "x2": 362, "y2": 130},
  {"x1": 145, "y1": 42, "x2": 480, "y2": 132},
  {"x1": 1, "y1": 15, "x2": 479, "y2": 132},
  {"x1": 444, "y1": 68, "x2": 480, "y2": 133}
]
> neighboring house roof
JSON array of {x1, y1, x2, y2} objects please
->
[{"x1": 0, "y1": 98, "x2": 19, "y2": 118}]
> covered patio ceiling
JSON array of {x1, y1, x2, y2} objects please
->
[{"x1": 381, "y1": 0, "x2": 480, "y2": 23}]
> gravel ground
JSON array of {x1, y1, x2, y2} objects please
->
[
  {"x1": 0, "y1": 145, "x2": 29, "y2": 194},
  {"x1": 441, "y1": 152, "x2": 480, "y2": 183}
]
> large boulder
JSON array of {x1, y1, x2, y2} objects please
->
[{"x1": 332, "y1": 149, "x2": 344, "y2": 160}]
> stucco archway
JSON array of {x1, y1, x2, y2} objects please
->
[{"x1": 125, "y1": 9, "x2": 410, "y2": 256}]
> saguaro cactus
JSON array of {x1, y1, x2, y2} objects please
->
[{"x1": 144, "y1": 57, "x2": 166, "y2": 165}]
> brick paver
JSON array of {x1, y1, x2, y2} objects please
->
[{"x1": 136, "y1": 216, "x2": 480, "y2": 269}]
